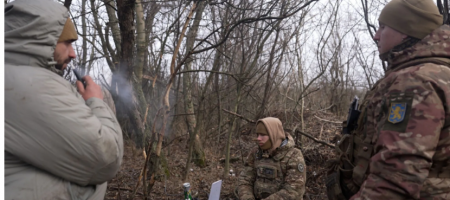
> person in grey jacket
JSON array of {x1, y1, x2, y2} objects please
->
[{"x1": 5, "y1": 0, "x2": 124, "y2": 199}]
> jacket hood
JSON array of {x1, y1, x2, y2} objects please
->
[
  {"x1": 5, "y1": 0, "x2": 69, "y2": 74},
  {"x1": 270, "y1": 133, "x2": 296, "y2": 160},
  {"x1": 386, "y1": 25, "x2": 450, "y2": 71},
  {"x1": 256, "y1": 117, "x2": 287, "y2": 154}
]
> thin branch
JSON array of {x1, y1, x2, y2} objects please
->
[
  {"x1": 361, "y1": 0, "x2": 377, "y2": 43},
  {"x1": 177, "y1": 69, "x2": 240, "y2": 82},
  {"x1": 287, "y1": 128, "x2": 335, "y2": 148},
  {"x1": 191, "y1": 0, "x2": 319, "y2": 54},
  {"x1": 222, "y1": 109, "x2": 255, "y2": 123},
  {"x1": 314, "y1": 115, "x2": 341, "y2": 124},
  {"x1": 100, "y1": 74, "x2": 111, "y2": 90},
  {"x1": 316, "y1": 104, "x2": 335, "y2": 112}
]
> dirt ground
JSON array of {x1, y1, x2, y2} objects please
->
[{"x1": 105, "y1": 110, "x2": 342, "y2": 200}]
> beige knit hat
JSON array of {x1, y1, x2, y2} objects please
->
[
  {"x1": 378, "y1": 0, "x2": 443, "y2": 39},
  {"x1": 58, "y1": 18, "x2": 78, "y2": 42}
]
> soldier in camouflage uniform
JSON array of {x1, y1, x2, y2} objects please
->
[
  {"x1": 326, "y1": 0, "x2": 450, "y2": 199},
  {"x1": 237, "y1": 117, "x2": 306, "y2": 200}
]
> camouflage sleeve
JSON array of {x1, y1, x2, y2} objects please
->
[
  {"x1": 237, "y1": 148, "x2": 257, "y2": 200},
  {"x1": 351, "y1": 65, "x2": 445, "y2": 199},
  {"x1": 263, "y1": 149, "x2": 306, "y2": 200}
]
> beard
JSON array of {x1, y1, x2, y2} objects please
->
[
  {"x1": 52, "y1": 59, "x2": 71, "y2": 77},
  {"x1": 55, "y1": 57, "x2": 72, "y2": 70},
  {"x1": 55, "y1": 63, "x2": 64, "y2": 70}
]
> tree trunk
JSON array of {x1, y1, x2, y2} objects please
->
[
  {"x1": 134, "y1": 0, "x2": 148, "y2": 124},
  {"x1": 86, "y1": 29, "x2": 97, "y2": 74},
  {"x1": 257, "y1": 27, "x2": 280, "y2": 118},
  {"x1": 211, "y1": 5, "x2": 230, "y2": 150},
  {"x1": 90, "y1": 0, "x2": 115, "y2": 69},
  {"x1": 102, "y1": 0, "x2": 121, "y2": 55},
  {"x1": 148, "y1": 1, "x2": 197, "y2": 189},
  {"x1": 182, "y1": 1, "x2": 207, "y2": 178},
  {"x1": 115, "y1": 0, "x2": 146, "y2": 148},
  {"x1": 224, "y1": 85, "x2": 242, "y2": 177},
  {"x1": 80, "y1": 0, "x2": 87, "y2": 75}
]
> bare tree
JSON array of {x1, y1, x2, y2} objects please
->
[{"x1": 63, "y1": 0, "x2": 395, "y2": 198}]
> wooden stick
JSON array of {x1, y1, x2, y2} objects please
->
[
  {"x1": 222, "y1": 109, "x2": 255, "y2": 123},
  {"x1": 314, "y1": 115, "x2": 341, "y2": 124},
  {"x1": 143, "y1": 104, "x2": 149, "y2": 126},
  {"x1": 131, "y1": 138, "x2": 154, "y2": 199},
  {"x1": 286, "y1": 128, "x2": 335, "y2": 148}
]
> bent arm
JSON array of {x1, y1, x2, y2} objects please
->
[
  {"x1": 351, "y1": 73, "x2": 443, "y2": 199},
  {"x1": 238, "y1": 149, "x2": 257, "y2": 200},
  {"x1": 263, "y1": 149, "x2": 306, "y2": 200},
  {"x1": 5, "y1": 75, "x2": 123, "y2": 186}
]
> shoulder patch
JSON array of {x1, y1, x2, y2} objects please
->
[
  {"x1": 382, "y1": 93, "x2": 413, "y2": 132},
  {"x1": 388, "y1": 103, "x2": 406, "y2": 124},
  {"x1": 298, "y1": 163, "x2": 304, "y2": 172}
]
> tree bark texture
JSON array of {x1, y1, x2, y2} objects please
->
[
  {"x1": 115, "y1": 0, "x2": 146, "y2": 148},
  {"x1": 102, "y1": 0, "x2": 121, "y2": 57},
  {"x1": 182, "y1": 1, "x2": 207, "y2": 176},
  {"x1": 90, "y1": 0, "x2": 115, "y2": 69},
  {"x1": 80, "y1": 0, "x2": 87, "y2": 75}
]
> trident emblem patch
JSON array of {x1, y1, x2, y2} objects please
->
[{"x1": 388, "y1": 103, "x2": 406, "y2": 124}]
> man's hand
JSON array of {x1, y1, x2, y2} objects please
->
[{"x1": 76, "y1": 76, "x2": 104, "y2": 101}]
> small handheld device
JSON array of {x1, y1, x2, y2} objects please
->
[{"x1": 72, "y1": 68, "x2": 86, "y2": 88}]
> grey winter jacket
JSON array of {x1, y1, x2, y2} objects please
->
[{"x1": 5, "y1": 0, "x2": 124, "y2": 199}]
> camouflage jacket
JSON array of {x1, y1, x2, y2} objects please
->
[
  {"x1": 350, "y1": 25, "x2": 450, "y2": 200},
  {"x1": 237, "y1": 133, "x2": 306, "y2": 200}
]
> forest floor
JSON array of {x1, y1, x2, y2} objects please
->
[{"x1": 105, "y1": 110, "x2": 343, "y2": 200}]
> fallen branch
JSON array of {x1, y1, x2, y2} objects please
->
[
  {"x1": 315, "y1": 104, "x2": 335, "y2": 112},
  {"x1": 222, "y1": 109, "x2": 255, "y2": 123},
  {"x1": 285, "y1": 128, "x2": 335, "y2": 148}
]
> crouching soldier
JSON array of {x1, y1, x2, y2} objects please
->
[{"x1": 237, "y1": 117, "x2": 306, "y2": 200}]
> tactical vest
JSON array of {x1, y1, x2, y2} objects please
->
[
  {"x1": 253, "y1": 148, "x2": 296, "y2": 199},
  {"x1": 327, "y1": 58, "x2": 450, "y2": 200}
]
